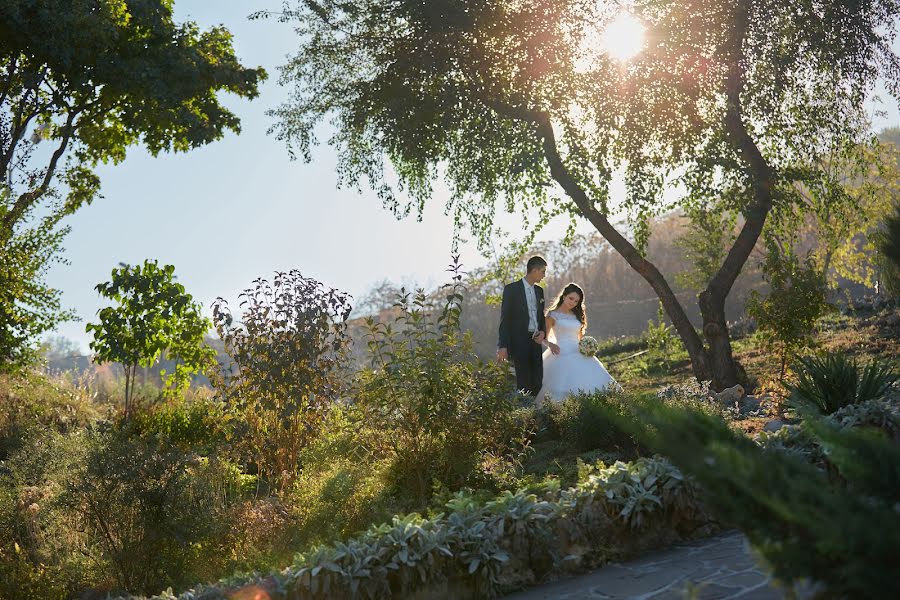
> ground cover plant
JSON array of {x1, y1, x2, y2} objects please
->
[{"x1": 115, "y1": 455, "x2": 716, "y2": 600}]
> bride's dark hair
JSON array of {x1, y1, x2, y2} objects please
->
[{"x1": 549, "y1": 283, "x2": 587, "y2": 336}]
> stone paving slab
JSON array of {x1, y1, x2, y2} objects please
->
[{"x1": 502, "y1": 531, "x2": 814, "y2": 600}]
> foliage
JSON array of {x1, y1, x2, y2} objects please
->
[
  {"x1": 874, "y1": 202, "x2": 900, "y2": 296},
  {"x1": 643, "y1": 302, "x2": 676, "y2": 370},
  {"x1": 0, "y1": 189, "x2": 76, "y2": 372},
  {"x1": 601, "y1": 392, "x2": 900, "y2": 599},
  {"x1": 786, "y1": 351, "x2": 898, "y2": 415},
  {"x1": 542, "y1": 391, "x2": 647, "y2": 457},
  {"x1": 0, "y1": 370, "x2": 99, "y2": 460},
  {"x1": 0, "y1": 0, "x2": 264, "y2": 370},
  {"x1": 746, "y1": 243, "x2": 831, "y2": 378},
  {"x1": 117, "y1": 455, "x2": 713, "y2": 600},
  {"x1": 63, "y1": 426, "x2": 239, "y2": 593},
  {"x1": 674, "y1": 210, "x2": 735, "y2": 292},
  {"x1": 263, "y1": 0, "x2": 900, "y2": 389},
  {"x1": 211, "y1": 270, "x2": 352, "y2": 490},
  {"x1": 655, "y1": 378, "x2": 735, "y2": 421},
  {"x1": 86, "y1": 260, "x2": 215, "y2": 417},
  {"x1": 355, "y1": 261, "x2": 530, "y2": 504}
]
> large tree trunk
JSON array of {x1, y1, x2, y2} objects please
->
[{"x1": 698, "y1": 289, "x2": 738, "y2": 390}]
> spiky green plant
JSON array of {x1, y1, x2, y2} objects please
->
[{"x1": 786, "y1": 351, "x2": 896, "y2": 415}]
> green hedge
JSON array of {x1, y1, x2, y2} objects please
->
[{"x1": 123, "y1": 456, "x2": 716, "y2": 600}]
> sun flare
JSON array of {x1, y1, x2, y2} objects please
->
[{"x1": 599, "y1": 11, "x2": 646, "y2": 62}]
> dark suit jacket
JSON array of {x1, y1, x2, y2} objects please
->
[{"x1": 498, "y1": 280, "x2": 546, "y2": 360}]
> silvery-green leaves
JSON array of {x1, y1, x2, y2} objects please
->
[{"x1": 120, "y1": 456, "x2": 710, "y2": 599}]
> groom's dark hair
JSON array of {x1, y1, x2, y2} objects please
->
[{"x1": 526, "y1": 255, "x2": 547, "y2": 273}]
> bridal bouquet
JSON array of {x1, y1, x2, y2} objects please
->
[{"x1": 578, "y1": 335, "x2": 600, "y2": 356}]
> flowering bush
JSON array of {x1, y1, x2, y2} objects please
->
[{"x1": 578, "y1": 336, "x2": 600, "y2": 357}]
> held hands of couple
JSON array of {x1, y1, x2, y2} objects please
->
[
  {"x1": 496, "y1": 331, "x2": 559, "y2": 362},
  {"x1": 533, "y1": 331, "x2": 561, "y2": 355}
]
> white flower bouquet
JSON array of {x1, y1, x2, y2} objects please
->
[{"x1": 578, "y1": 335, "x2": 600, "y2": 356}]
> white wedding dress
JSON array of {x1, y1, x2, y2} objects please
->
[{"x1": 536, "y1": 310, "x2": 619, "y2": 405}]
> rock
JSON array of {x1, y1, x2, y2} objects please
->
[
  {"x1": 885, "y1": 313, "x2": 900, "y2": 328},
  {"x1": 715, "y1": 384, "x2": 745, "y2": 405},
  {"x1": 763, "y1": 418, "x2": 785, "y2": 432},
  {"x1": 740, "y1": 395, "x2": 762, "y2": 415}
]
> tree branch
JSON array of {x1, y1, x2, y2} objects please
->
[
  {"x1": 480, "y1": 96, "x2": 710, "y2": 373},
  {"x1": 704, "y1": 3, "x2": 774, "y2": 303},
  {"x1": 0, "y1": 55, "x2": 19, "y2": 109},
  {"x1": 1, "y1": 108, "x2": 78, "y2": 235},
  {"x1": 0, "y1": 67, "x2": 50, "y2": 176}
]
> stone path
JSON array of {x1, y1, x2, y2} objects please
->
[{"x1": 503, "y1": 531, "x2": 815, "y2": 600}]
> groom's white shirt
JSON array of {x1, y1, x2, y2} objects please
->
[{"x1": 521, "y1": 278, "x2": 538, "y2": 333}]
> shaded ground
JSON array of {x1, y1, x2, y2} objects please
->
[{"x1": 502, "y1": 531, "x2": 814, "y2": 600}]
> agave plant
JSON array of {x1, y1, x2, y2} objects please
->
[{"x1": 787, "y1": 351, "x2": 897, "y2": 415}]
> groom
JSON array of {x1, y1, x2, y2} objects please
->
[{"x1": 497, "y1": 256, "x2": 547, "y2": 396}]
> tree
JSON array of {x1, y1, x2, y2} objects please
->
[
  {"x1": 0, "y1": 0, "x2": 266, "y2": 370},
  {"x1": 264, "y1": 0, "x2": 900, "y2": 389},
  {"x1": 211, "y1": 271, "x2": 352, "y2": 490},
  {"x1": 746, "y1": 241, "x2": 831, "y2": 380},
  {"x1": 86, "y1": 260, "x2": 215, "y2": 418}
]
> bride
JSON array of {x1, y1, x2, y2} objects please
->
[{"x1": 536, "y1": 283, "x2": 618, "y2": 405}]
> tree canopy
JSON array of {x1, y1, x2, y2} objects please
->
[
  {"x1": 268, "y1": 0, "x2": 900, "y2": 388},
  {"x1": 0, "y1": 0, "x2": 266, "y2": 369}
]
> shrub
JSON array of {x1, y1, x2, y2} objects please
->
[
  {"x1": 542, "y1": 391, "x2": 647, "y2": 457},
  {"x1": 53, "y1": 425, "x2": 238, "y2": 594},
  {"x1": 355, "y1": 267, "x2": 531, "y2": 505},
  {"x1": 289, "y1": 457, "x2": 401, "y2": 548},
  {"x1": 786, "y1": 351, "x2": 897, "y2": 415},
  {"x1": 757, "y1": 394, "x2": 900, "y2": 470},
  {"x1": 746, "y1": 243, "x2": 832, "y2": 378},
  {"x1": 595, "y1": 334, "x2": 646, "y2": 358},
  {"x1": 655, "y1": 378, "x2": 735, "y2": 420},
  {"x1": 0, "y1": 370, "x2": 99, "y2": 460},
  {"x1": 130, "y1": 392, "x2": 229, "y2": 455},
  {"x1": 643, "y1": 302, "x2": 676, "y2": 370},
  {"x1": 877, "y1": 202, "x2": 900, "y2": 271},
  {"x1": 600, "y1": 394, "x2": 900, "y2": 599},
  {"x1": 211, "y1": 270, "x2": 352, "y2": 490},
  {"x1": 0, "y1": 428, "x2": 96, "y2": 598}
]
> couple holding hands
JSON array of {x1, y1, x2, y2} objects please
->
[{"x1": 497, "y1": 256, "x2": 618, "y2": 405}]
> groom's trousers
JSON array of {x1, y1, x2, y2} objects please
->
[{"x1": 512, "y1": 342, "x2": 543, "y2": 397}]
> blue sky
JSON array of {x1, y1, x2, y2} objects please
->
[{"x1": 44, "y1": 2, "x2": 900, "y2": 352}]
